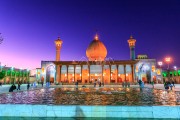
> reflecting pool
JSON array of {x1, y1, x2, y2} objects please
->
[{"x1": 0, "y1": 87, "x2": 180, "y2": 105}]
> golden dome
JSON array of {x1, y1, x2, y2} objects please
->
[{"x1": 86, "y1": 34, "x2": 107, "y2": 61}]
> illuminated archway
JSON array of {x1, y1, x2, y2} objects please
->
[{"x1": 46, "y1": 65, "x2": 55, "y2": 83}]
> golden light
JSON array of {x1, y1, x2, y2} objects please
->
[
  {"x1": 126, "y1": 73, "x2": 128, "y2": 76},
  {"x1": 88, "y1": 73, "x2": 89, "y2": 76},
  {"x1": 111, "y1": 73, "x2": 112, "y2": 76},
  {"x1": 80, "y1": 74, "x2": 81, "y2": 76},
  {"x1": 165, "y1": 57, "x2": 171, "y2": 62},
  {"x1": 65, "y1": 74, "x2": 67, "y2": 77},
  {"x1": 156, "y1": 69, "x2": 161, "y2": 75},
  {"x1": 72, "y1": 74, "x2": 74, "y2": 76},
  {"x1": 42, "y1": 68, "x2": 44, "y2": 73},
  {"x1": 95, "y1": 73, "x2": 97, "y2": 76},
  {"x1": 118, "y1": 74, "x2": 120, "y2": 77},
  {"x1": 152, "y1": 65, "x2": 156, "y2": 72}
]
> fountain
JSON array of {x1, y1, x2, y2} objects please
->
[{"x1": 0, "y1": 86, "x2": 180, "y2": 118}]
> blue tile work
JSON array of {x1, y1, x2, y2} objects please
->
[{"x1": 0, "y1": 105, "x2": 179, "y2": 118}]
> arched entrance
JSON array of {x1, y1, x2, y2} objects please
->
[{"x1": 46, "y1": 65, "x2": 55, "y2": 83}]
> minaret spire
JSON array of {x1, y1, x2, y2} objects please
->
[
  {"x1": 127, "y1": 35, "x2": 136, "y2": 60},
  {"x1": 94, "y1": 33, "x2": 99, "y2": 40},
  {"x1": 54, "y1": 37, "x2": 63, "y2": 61}
]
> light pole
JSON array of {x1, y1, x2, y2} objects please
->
[
  {"x1": 158, "y1": 61, "x2": 163, "y2": 68},
  {"x1": 165, "y1": 57, "x2": 171, "y2": 81}
]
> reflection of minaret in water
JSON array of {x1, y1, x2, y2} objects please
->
[{"x1": 127, "y1": 35, "x2": 136, "y2": 60}]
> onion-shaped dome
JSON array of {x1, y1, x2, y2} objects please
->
[{"x1": 86, "y1": 34, "x2": 107, "y2": 61}]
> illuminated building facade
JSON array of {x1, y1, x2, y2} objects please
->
[
  {"x1": 162, "y1": 68, "x2": 180, "y2": 83},
  {"x1": 37, "y1": 35, "x2": 162, "y2": 84},
  {"x1": 135, "y1": 55, "x2": 162, "y2": 83},
  {"x1": 0, "y1": 67, "x2": 30, "y2": 84}
]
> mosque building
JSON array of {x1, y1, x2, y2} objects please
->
[{"x1": 36, "y1": 34, "x2": 162, "y2": 84}]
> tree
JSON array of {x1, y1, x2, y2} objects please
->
[
  {"x1": 0, "y1": 71, "x2": 5, "y2": 80},
  {"x1": 0, "y1": 33, "x2": 3, "y2": 44}
]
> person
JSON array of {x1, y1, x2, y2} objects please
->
[
  {"x1": 9, "y1": 84, "x2": 16, "y2": 92},
  {"x1": 151, "y1": 81, "x2": 154, "y2": 88},
  {"x1": 124, "y1": 81, "x2": 127, "y2": 88},
  {"x1": 164, "y1": 81, "x2": 169, "y2": 90},
  {"x1": 94, "y1": 81, "x2": 96, "y2": 87},
  {"x1": 102, "y1": 82, "x2": 104, "y2": 87},
  {"x1": 27, "y1": 82, "x2": 30, "y2": 90},
  {"x1": 138, "y1": 80, "x2": 142, "y2": 87},
  {"x1": 75, "y1": 81, "x2": 78, "y2": 89},
  {"x1": 17, "y1": 82, "x2": 21, "y2": 90},
  {"x1": 122, "y1": 82, "x2": 125, "y2": 88},
  {"x1": 140, "y1": 80, "x2": 144, "y2": 88},
  {"x1": 99, "y1": 81, "x2": 101, "y2": 87},
  {"x1": 138, "y1": 80, "x2": 144, "y2": 88},
  {"x1": 9, "y1": 85, "x2": 14, "y2": 92},
  {"x1": 48, "y1": 82, "x2": 50, "y2": 87},
  {"x1": 41, "y1": 81, "x2": 44, "y2": 87},
  {"x1": 127, "y1": 82, "x2": 130, "y2": 88},
  {"x1": 169, "y1": 82, "x2": 173, "y2": 90}
]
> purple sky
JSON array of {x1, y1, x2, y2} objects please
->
[{"x1": 0, "y1": 0, "x2": 180, "y2": 69}]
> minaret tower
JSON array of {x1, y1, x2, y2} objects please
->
[
  {"x1": 54, "y1": 37, "x2": 63, "y2": 83},
  {"x1": 127, "y1": 35, "x2": 136, "y2": 60},
  {"x1": 54, "y1": 37, "x2": 63, "y2": 61}
]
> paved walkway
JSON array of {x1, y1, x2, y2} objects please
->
[{"x1": 0, "y1": 84, "x2": 180, "y2": 94}]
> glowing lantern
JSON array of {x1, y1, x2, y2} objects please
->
[
  {"x1": 152, "y1": 65, "x2": 155, "y2": 72},
  {"x1": 42, "y1": 68, "x2": 45, "y2": 73}
]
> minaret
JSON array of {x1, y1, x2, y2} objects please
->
[
  {"x1": 54, "y1": 37, "x2": 63, "y2": 61},
  {"x1": 127, "y1": 35, "x2": 136, "y2": 60}
]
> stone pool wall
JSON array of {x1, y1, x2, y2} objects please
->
[{"x1": 0, "y1": 105, "x2": 179, "y2": 118}]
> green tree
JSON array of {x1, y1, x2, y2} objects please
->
[{"x1": 0, "y1": 71, "x2": 5, "y2": 80}]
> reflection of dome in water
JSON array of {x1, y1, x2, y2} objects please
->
[{"x1": 86, "y1": 34, "x2": 107, "y2": 61}]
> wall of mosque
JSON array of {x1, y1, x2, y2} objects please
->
[
  {"x1": 38, "y1": 59, "x2": 163, "y2": 84},
  {"x1": 135, "y1": 59, "x2": 163, "y2": 83},
  {"x1": 38, "y1": 61, "x2": 135, "y2": 84},
  {"x1": 40, "y1": 61, "x2": 56, "y2": 84}
]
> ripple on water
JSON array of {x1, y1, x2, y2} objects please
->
[{"x1": 0, "y1": 87, "x2": 179, "y2": 105}]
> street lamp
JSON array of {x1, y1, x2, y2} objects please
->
[
  {"x1": 158, "y1": 61, "x2": 163, "y2": 68},
  {"x1": 165, "y1": 57, "x2": 171, "y2": 69},
  {"x1": 165, "y1": 57, "x2": 171, "y2": 81}
]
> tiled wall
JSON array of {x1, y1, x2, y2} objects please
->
[{"x1": 0, "y1": 105, "x2": 179, "y2": 118}]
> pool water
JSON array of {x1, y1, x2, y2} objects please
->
[
  {"x1": 0, "y1": 87, "x2": 180, "y2": 105},
  {"x1": 0, "y1": 117, "x2": 178, "y2": 120}
]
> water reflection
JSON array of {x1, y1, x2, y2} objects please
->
[{"x1": 0, "y1": 87, "x2": 179, "y2": 105}]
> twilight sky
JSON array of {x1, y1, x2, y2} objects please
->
[{"x1": 0, "y1": 0, "x2": 180, "y2": 69}]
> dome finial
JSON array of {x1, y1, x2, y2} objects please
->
[
  {"x1": 94, "y1": 33, "x2": 99, "y2": 40},
  {"x1": 130, "y1": 34, "x2": 133, "y2": 39}
]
